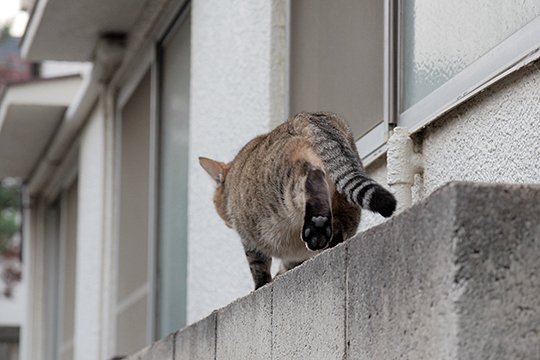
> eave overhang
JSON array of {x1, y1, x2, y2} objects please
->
[
  {"x1": 0, "y1": 75, "x2": 82, "y2": 180},
  {"x1": 21, "y1": 0, "x2": 147, "y2": 61}
]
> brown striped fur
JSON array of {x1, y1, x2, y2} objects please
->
[{"x1": 200, "y1": 112, "x2": 396, "y2": 289}]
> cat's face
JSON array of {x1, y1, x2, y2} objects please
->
[{"x1": 199, "y1": 157, "x2": 232, "y2": 228}]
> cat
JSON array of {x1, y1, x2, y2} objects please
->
[{"x1": 200, "y1": 112, "x2": 396, "y2": 289}]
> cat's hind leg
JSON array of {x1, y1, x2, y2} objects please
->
[
  {"x1": 244, "y1": 248, "x2": 272, "y2": 290},
  {"x1": 328, "y1": 192, "x2": 361, "y2": 248},
  {"x1": 302, "y1": 167, "x2": 333, "y2": 251}
]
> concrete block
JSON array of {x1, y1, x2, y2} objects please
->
[
  {"x1": 175, "y1": 312, "x2": 216, "y2": 360},
  {"x1": 122, "y1": 345, "x2": 150, "y2": 360},
  {"x1": 348, "y1": 183, "x2": 459, "y2": 359},
  {"x1": 347, "y1": 182, "x2": 540, "y2": 360},
  {"x1": 216, "y1": 285, "x2": 272, "y2": 360},
  {"x1": 451, "y1": 183, "x2": 540, "y2": 360},
  {"x1": 272, "y1": 244, "x2": 347, "y2": 360},
  {"x1": 125, "y1": 183, "x2": 539, "y2": 360},
  {"x1": 122, "y1": 332, "x2": 174, "y2": 360},
  {"x1": 140, "y1": 333, "x2": 175, "y2": 360}
]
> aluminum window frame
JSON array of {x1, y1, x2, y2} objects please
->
[
  {"x1": 397, "y1": 2, "x2": 540, "y2": 133},
  {"x1": 357, "y1": 0, "x2": 398, "y2": 165},
  {"x1": 56, "y1": 178, "x2": 79, "y2": 360},
  {"x1": 154, "y1": 3, "x2": 191, "y2": 338}
]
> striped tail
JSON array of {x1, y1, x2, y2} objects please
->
[{"x1": 308, "y1": 113, "x2": 397, "y2": 217}]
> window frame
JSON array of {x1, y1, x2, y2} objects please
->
[
  {"x1": 57, "y1": 179, "x2": 78, "y2": 360},
  {"x1": 37, "y1": 139, "x2": 80, "y2": 360},
  {"x1": 285, "y1": 0, "x2": 397, "y2": 166},
  {"x1": 113, "y1": 57, "x2": 155, "y2": 351},
  {"x1": 154, "y1": 5, "x2": 191, "y2": 337},
  {"x1": 110, "y1": 1, "x2": 191, "y2": 350},
  {"x1": 44, "y1": 201, "x2": 61, "y2": 360},
  {"x1": 396, "y1": 1, "x2": 540, "y2": 133},
  {"x1": 357, "y1": 0, "x2": 399, "y2": 165}
]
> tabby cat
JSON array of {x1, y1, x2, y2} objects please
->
[{"x1": 200, "y1": 112, "x2": 396, "y2": 289}]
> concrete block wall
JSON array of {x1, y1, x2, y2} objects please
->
[{"x1": 126, "y1": 182, "x2": 540, "y2": 360}]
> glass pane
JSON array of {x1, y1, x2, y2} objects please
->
[
  {"x1": 290, "y1": 0, "x2": 384, "y2": 138},
  {"x1": 115, "y1": 296, "x2": 148, "y2": 355},
  {"x1": 116, "y1": 71, "x2": 151, "y2": 354},
  {"x1": 402, "y1": 0, "x2": 540, "y2": 111},
  {"x1": 158, "y1": 13, "x2": 190, "y2": 337},
  {"x1": 118, "y1": 71, "x2": 150, "y2": 301}
]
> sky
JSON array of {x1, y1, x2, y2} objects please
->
[{"x1": 0, "y1": 0, "x2": 28, "y2": 37}]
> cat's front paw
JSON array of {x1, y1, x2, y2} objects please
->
[{"x1": 302, "y1": 215, "x2": 332, "y2": 251}]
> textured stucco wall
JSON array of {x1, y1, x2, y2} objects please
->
[
  {"x1": 420, "y1": 62, "x2": 540, "y2": 195},
  {"x1": 187, "y1": 0, "x2": 286, "y2": 324}
]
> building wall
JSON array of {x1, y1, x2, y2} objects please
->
[
  {"x1": 20, "y1": 200, "x2": 46, "y2": 360},
  {"x1": 0, "y1": 276, "x2": 25, "y2": 327},
  {"x1": 420, "y1": 62, "x2": 540, "y2": 195},
  {"x1": 73, "y1": 103, "x2": 106, "y2": 360},
  {"x1": 17, "y1": 4, "x2": 540, "y2": 357},
  {"x1": 187, "y1": 0, "x2": 286, "y2": 323},
  {"x1": 187, "y1": 5, "x2": 540, "y2": 324}
]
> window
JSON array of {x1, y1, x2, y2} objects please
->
[
  {"x1": 115, "y1": 71, "x2": 152, "y2": 355},
  {"x1": 0, "y1": 327, "x2": 19, "y2": 360},
  {"x1": 43, "y1": 181, "x2": 78, "y2": 360},
  {"x1": 157, "y1": 11, "x2": 190, "y2": 337},
  {"x1": 111, "y1": 4, "x2": 191, "y2": 351},
  {"x1": 399, "y1": 0, "x2": 540, "y2": 130},
  {"x1": 289, "y1": 0, "x2": 386, "y2": 159},
  {"x1": 290, "y1": 1, "x2": 540, "y2": 161}
]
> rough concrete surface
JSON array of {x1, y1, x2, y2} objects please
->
[
  {"x1": 348, "y1": 183, "x2": 460, "y2": 360},
  {"x1": 175, "y1": 312, "x2": 216, "y2": 360},
  {"x1": 123, "y1": 332, "x2": 174, "y2": 360},
  {"x1": 451, "y1": 184, "x2": 540, "y2": 360},
  {"x1": 421, "y1": 62, "x2": 540, "y2": 197},
  {"x1": 272, "y1": 244, "x2": 347, "y2": 360},
  {"x1": 123, "y1": 347, "x2": 150, "y2": 360},
  {"x1": 141, "y1": 333, "x2": 175, "y2": 360},
  {"x1": 216, "y1": 285, "x2": 272, "y2": 360}
]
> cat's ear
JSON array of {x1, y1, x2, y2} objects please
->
[{"x1": 199, "y1": 157, "x2": 229, "y2": 184}]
